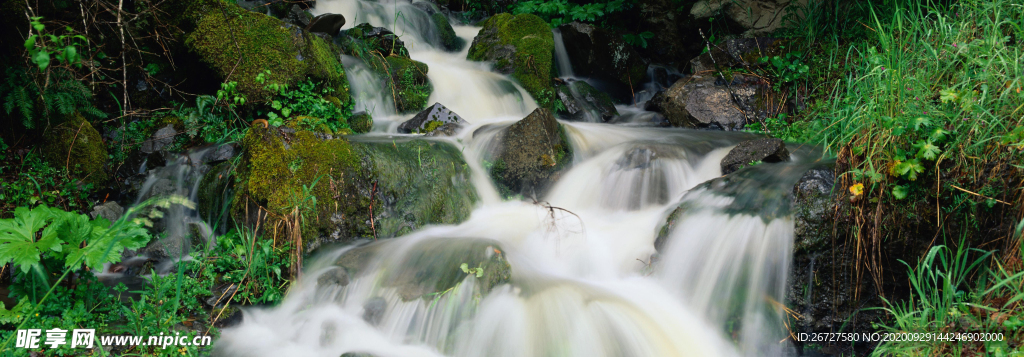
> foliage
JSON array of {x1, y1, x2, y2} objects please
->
[
  {"x1": 259, "y1": 72, "x2": 354, "y2": 132},
  {"x1": 873, "y1": 234, "x2": 1024, "y2": 356},
  {"x1": 23, "y1": 16, "x2": 87, "y2": 71},
  {"x1": 1, "y1": 67, "x2": 105, "y2": 130},
  {"x1": 206, "y1": 227, "x2": 292, "y2": 305},
  {"x1": 0, "y1": 151, "x2": 92, "y2": 215},
  {"x1": 622, "y1": 31, "x2": 655, "y2": 49},
  {"x1": 512, "y1": 0, "x2": 630, "y2": 27},
  {"x1": 759, "y1": 51, "x2": 810, "y2": 90}
]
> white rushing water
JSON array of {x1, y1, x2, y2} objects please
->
[{"x1": 215, "y1": 1, "x2": 810, "y2": 356}]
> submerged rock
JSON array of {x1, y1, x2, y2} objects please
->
[
  {"x1": 41, "y1": 113, "x2": 108, "y2": 185},
  {"x1": 554, "y1": 80, "x2": 619, "y2": 122},
  {"x1": 317, "y1": 267, "x2": 350, "y2": 288},
  {"x1": 398, "y1": 102, "x2": 468, "y2": 134},
  {"x1": 557, "y1": 22, "x2": 648, "y2": 88},
  {"x1": 141, "y1": 124, "x2": 176, "y2": 153},
  {"x1": 720, "y1": 138, "x2": 790, "y2": 175},
  {"x1": 306, "y1": 13, "x2": 345, "y2": 36},
  {"x1": 90, "y1": 201, "x2": 125, "y2": 224},
  {"x1": 468, "y1": 13, "x2": 556, "y2": 109},
  {"x1": 645, "y1": 74, "x2": 778, "y2": 130},
  {"x1": 334, "y1": 238, "x2": 513, "y2": 301},
  {"x1": 413, "y1": 1, "x2": 465, "y2": 52},
  {"x1": 491, "y1": 108, "x2": 572, "y2": 197}
]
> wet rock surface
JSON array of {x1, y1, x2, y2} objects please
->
[
  {"x1": 555, "y1": 80, "x2": 619, "y2": 122},
  {"x1": 557, "y1": 22, "x2": 648, "y2": 88},
  {"x1": 306, "y1": 13, "x2": 346, "y2": 36},
  {"x1": 491, "y1": 108, "x2": 573, "y2": 197},
  {"x1": 467, "y1": 13, "x2": 554, "y2": 108},
  {"x1": 720, "y1": 138, "x2": 790, "y2": 175},
  {"x1": 645, "y1": 74, "x2": 778, "y2": 130},
  {"x1": 90, "y1": 201, "x2": 125, "y2": 224},
  {"x1": 689, "y1": 37, "x2": 784, "y2": 73},
  {"x1": 398, "y1": 102, "x2": 469, "y2": 134}
]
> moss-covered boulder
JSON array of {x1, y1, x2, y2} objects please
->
[
  {"x1": 344, "y1": 23, "x2": 410, "y2": 58},
  {"x1": 467, "y1": 13, "x2": 556, "y2": 109},
  {"x1": 197, "y1": 161, "x2": 235, "y2": 229},
  {"x1": 397, "y1": 102, "x2": 468, "y2": 134},
  {"x1": 384, "y1": 56, "x2": 432, "y2": 113},
  {"x1": 334, "y1": 238, "x2": 512, "y2": 301},
  {"x1": 431, "y1": 13, "x2": 465, "y2": 52},
  {"x1": 491, "y1": 108, "x2": 572, "y2": 197},
  {"x1": 349, "y1": 112, "x2": 373, "y2": 133},
  {"x1": 231, "y1": 126, "x2": 477, "y2": 251},
  {"x1": 185, "y1": 1, "x2": 350, "y2": 103},
  {"x1": 41, "y1": 113, "x2": 108, "y2": 186}
]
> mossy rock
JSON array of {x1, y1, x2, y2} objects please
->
[
  {"x1": 41, "y1": 113, "x2": 108, "y2": 186},
  {"x1": 349, "y1": 112, "x2": 373, "y2": 133},
  {"x1": 555, "y1": 80, "x2": 619, "y2": 122},
  {"x1": 232, "y1": 127, "x2": 477, "y2": 251},
  {"x1": 491, "y1": 108, "x2": 572, "y2": 197},
  {"x1": 351, "y1": 137, "x2": 478, "y2": 238},
  {"x1": 335, "y1": 238, "x2": 512, "y2": 301},
  {"x1": 383, "y1": 56, "x2": 432, "y2": 113},
  {"x1": 344, "y1": 23, "x2": 410, "y2": 58},
  {"x1": 431, "y1": 13, "x2": 465, "y2": 52},
  {"x1": 467, "y1": 13, "x2": 556, "y2": 109},
  {"x1": 231, "y1": 126, "x2": 362, "y2": 248},
  {"x1": 185, "y1": 1, "x2": 350, "y2": 103}
]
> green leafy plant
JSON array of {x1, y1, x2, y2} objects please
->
[
  {"x1": 760, "y1": 51, "x2": 810, "y2": 89},
  {"x1": 622, "y1": 31, "x2": 654, "y2": 48},
  {"x1": 23, "y1": 16, "x2": 87, "y2": 71},
  {"x1": 512, "y1": 0, "x2": 630, "y2": 26},
  {"x1": 206, "y1": 227, "x2": 292, "y2": 305}
]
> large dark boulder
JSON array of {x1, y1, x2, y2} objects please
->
[
  {"x1": 41, "y1": 113, "x2": 109, "y2": 186},
  {"x1": 555, "y1": 80, "x2": 619, "y2": 122},
  {"x1": 491, "y1": 108, "x2": 572, "y2": 197},
  {"x1": 557, "y1": 22, "x2": 648, "y2": 88},
  {"x1": 398, "y1": 102, "x2": 468, "y2": 135},
  {"x1": 467, "y1": 13, "x2": 556, "y2": 109},
  {"x1": 720, "y1": 138, "x2": 790, "y2": 174},
  {"x1": 645, "y1": 74, "x2": 778, "y2": 130},
  {"x1": 306, "y1": 13, "x2": 346, "y2": 37},
  {"x1": 690, "y1": 0, "x2": 803, "y2": 36}
]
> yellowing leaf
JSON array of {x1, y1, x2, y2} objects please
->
[{"x1": 849, "y1": 183, "x2": 864, "y2": 196}]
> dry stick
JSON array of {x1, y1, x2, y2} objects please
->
[
  {"x1": 117, "y1": 0, "x2": 128, "y2": 119},
  {"x1": 64, "y1": 120, "x2": 87, "y2": 175},
  {"x1": 950, "y1": 184, "x2": 1013, "y2": 205},
  {"x1": 369, "y1": 181, "x2": 378, "y2": 240}
]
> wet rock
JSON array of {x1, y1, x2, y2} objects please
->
[
  {"x1": 234, "y1": 128, "x2": 477, "y2": 248},
  {"x1": 690, "y1": 0, "x2": 807, "y2": 36},
  {"x1": 557, "y1": 22, "x2": 649, "y2": 88},
  {"x1": 317, "y1": 267, "x2": 350, "y2": 288},
  {"x1": 141, "y1": 125, "x2": 176, "y2": 153},
  {"x1": 362, "y1": 297, "x2": 387, "y2": 326},
  {"x1": 202, "y1": 143, "x2": 236, "y2": 164},
  {"x1": 791, "y1": 167, "x2": 835, "y2": 252},
  {"x1": 205, "y1": 283, "x2": 238, "y2": 308},
  {"x1": 347, "y1": 23, "x2": 409, "y2": 57},
  {"x1": 424, "y1": 123, "x2": 461, "y2": 137},
  {"x1": 689, "y1": 37, "x2": 784, "y2": 74},
  {"x1": 283, "y1": 5, "x2": 313, "y2": 28},
  {"x1": 491, "y1": 108, "x2": 572, "y2": 197},
  {"x1": 42, "y1": 113, "x2": 109, "y2": 185},
  {"x1": 555, "y1": 80, "x2": 619, "y2": 122},
  {"x1": 349, "y1": 111, "x2": 373, "y2": 134},
  {"x1": 720, "y1": 138, "x2": 790, "y2": 175},
  {"x1": 645, "y1": 74, "x2": 778, "y2": 130},
  {"x1": 397, "y1": 102, "x2": 468, "y2": 134},
  {"x1": 467, "y1": 13, "x2": 555, "y2": 109},
  {"x1": 90, "y1": 201, "x2": 124, "y2": 225},
  {"x1": 413, "y1": 2, "x2": 465, "y2": 51},
  {"x1": 306, "y1": 13, "x2": 345, "y2": 37}
]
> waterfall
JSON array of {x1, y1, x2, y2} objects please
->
[
  {"x1": 552, "y1": 28, "x2": 574, "y2": 78},
  {"x1": 214, "y1": 1, "x2": 816, "y2": 356}
]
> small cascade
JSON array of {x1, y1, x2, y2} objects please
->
[
  {"x1": 342, "y1": 54, "x2": 398, "y2": 121},
  {"x1": 552, "y1": 28, "x2": 574, "y2": 78}
]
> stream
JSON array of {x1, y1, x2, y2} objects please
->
[{"x1": 210, "y1": 1, "x2": 823, "y2": 356}]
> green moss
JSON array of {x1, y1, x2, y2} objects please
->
[
  {"x1": 383, "y1": 57, "x2": 432, "y2": 113},
  {"x1": 232, "y1": 126, "x2": 361, "y2": 244},
  {"x1": 185, "y1": 2, "x2": 349, "y2": 103},
  {"x1": 422, "y1": 120, "x2": 444, "y2": 133},
  {"x1": 349, "y1": 112, "x2": 373, "y2": 133},
  {"x1": 41, "y1": 113, "x2": 108, "y2": 186},
  {"x1": 467, "y1": 13, "x2": 555, "y2": 109},
  {"x1": 352, "y1": 138, "x2": 478, "y2": 238},
  {"x1": 431, "y1": 13, "x2": 465, "y2": 51}
]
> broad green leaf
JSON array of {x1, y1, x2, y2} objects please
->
[
  {"x1": 892, "y1": 185, "x2": 909, "y2": 200},
  {"x1": 939, "y1": 88, "x2": 959, "y2": 103},
  {"x1": 914, "y1": 140, "x2": 942, "y2": 160}
]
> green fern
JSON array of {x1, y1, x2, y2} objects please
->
[{"x1": 0, "y1": 67, "x2": 105, "y2": 129}]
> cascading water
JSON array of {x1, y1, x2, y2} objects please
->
[{"x1": 214, "y1": 1, "x2": 822, "y2": 356}]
